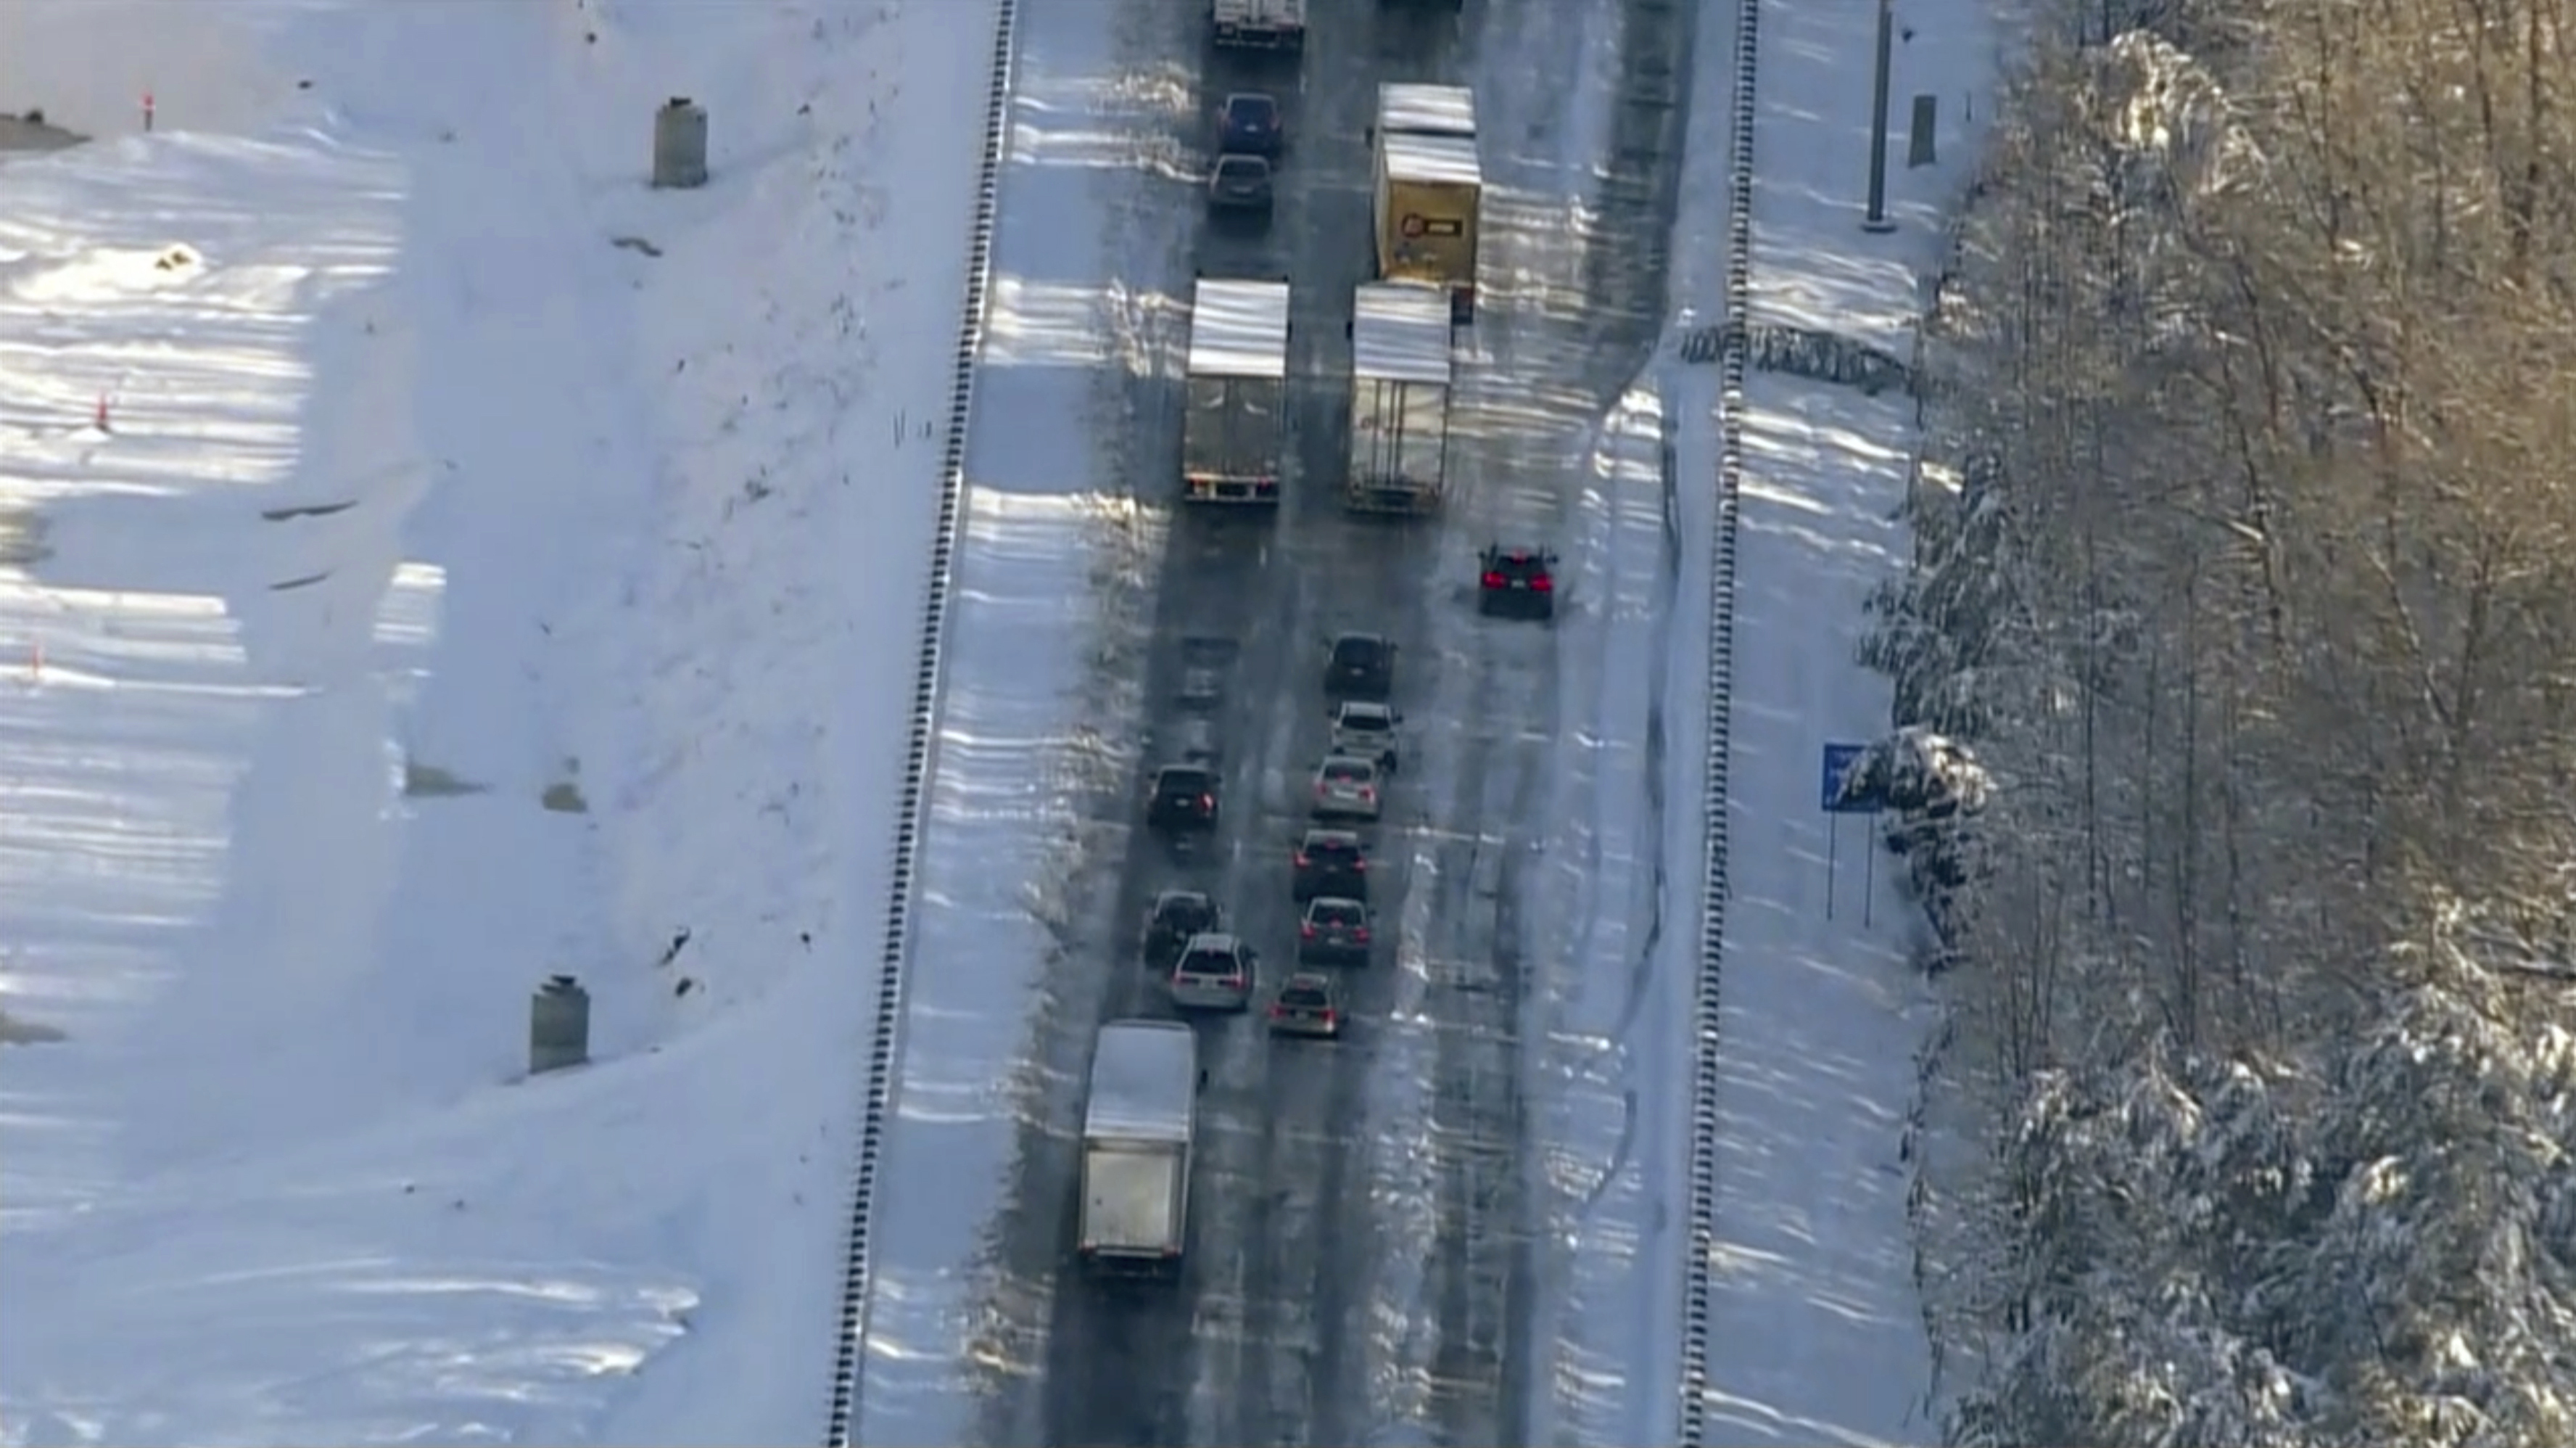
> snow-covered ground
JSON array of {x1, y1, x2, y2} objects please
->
[
  {"x1": 0, "y1": 2, "x2": 991, "y2": 1442},
  {"x1": 1672, "y1": 0, "x2": 2001, "y2": 1444}
]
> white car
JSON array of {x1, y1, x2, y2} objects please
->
[
  {"x1": 1309, "y1": 754, "x2": 1382, "y2": 822},
  {"x1": 1329, "y1": 700, "x2": 1400, "y2": 772},
  {"x1": 1168, "y1": 931, "x2": 1257, "y2": 1012}
]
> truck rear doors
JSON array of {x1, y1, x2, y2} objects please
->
[
  {"x1": 1347, "y1": 282, "x2": 1453, "y2": 514},
  {"x1": 1182, "y1": 278, "x2": 1292, "y2": 504}
]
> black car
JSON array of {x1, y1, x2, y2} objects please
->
[
  {"x1": 1147, "y1": 764, "x2": 1220, "y2": 831},
  {"x1": 1292, "y1": 828, "x2": 1370, "y2": 902},
  {"x1": 1324, "y1": 631, "x2": 1396, "y2": 699},
  {"x1": 1208, "y1": 154, "x2": 1274, "y2": 217},
  {"x1": 1218, "y1": 91, "x2": 1283, "y2": 157},
  {"x1": 1142, "y1": 889, "x2": 1223, "y2": 965},
  {"x1": 1477, "y1": 543, "x2": 1559, "y2": 620}
]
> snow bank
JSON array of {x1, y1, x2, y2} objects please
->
[
  {"x1": 1704, "y1": 369, "x2": 1941, "y2": 1446},
  {"x1": 1743, "y1": 0, "x2": 1998, "y2": 351}
]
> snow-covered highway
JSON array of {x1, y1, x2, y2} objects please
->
[{"x1": 0, "y1": 0, "x2": 2005, "y2": 1438}]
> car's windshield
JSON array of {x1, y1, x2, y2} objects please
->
[
  {"x1": 1158, "y1": 770, "x2": 1209, "y2": 793},
  {"x1": 1285, "y1": 987, "x2": 1328, "y2": 1006},
  {"x1": 1333, "y1": 638, "x2": 1380, "y2": 667},
  {"x1": 1181, "y1": 950, "x2": 1236, "y2": 975},
  {"x1": 1340, "y1": 705, "x2": 1389, "y2": 728},
  {"x1": 1228, "y1": 96, "x2": 1275, "y2": 124},
  {"x1": 1313, "y1": 902, "x2": 1361, "y2": 925}
]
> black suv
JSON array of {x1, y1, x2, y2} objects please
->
[
  {"x1": 1218, "y1": 91, "x2": 1283, "y2": 157},
  {"x1": 1477, "y1": 543, "x2": 1559, "y2": 620},
  {"x1": 1324, "y1": 631, "x2": 1396, "y2": 699},
  {"x1": 1147, "y1": 764, "x2": 1220, "y2": 832},
  {"x1": 1141, "y1": 888, "x2": 1222, "y2": 966},
  {"x1": 1292, "y1": 828, "x2": 1370, "y2": 902}
]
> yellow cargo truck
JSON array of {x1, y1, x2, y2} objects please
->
[{"x1": 1371, "y1": 127, "x2": 1482, "y2": 324}]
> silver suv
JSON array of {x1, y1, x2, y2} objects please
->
[
  {"x1": 1329, "y1": 699, "x2": 1400, "y2": 772},
  {"x1": 1168, "y1": 931, "x2": 1256, "y2": 1012}
]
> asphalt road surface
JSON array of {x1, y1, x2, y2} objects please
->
[{"x1": 962, "y1": 0, "x2": 1691, "y2": 1440}]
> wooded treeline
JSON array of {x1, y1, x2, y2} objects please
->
[{"x1": 1869, "y1": 0, "x2": 2576, "y2": 1439}]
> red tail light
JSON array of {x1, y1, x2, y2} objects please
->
[
  {"x1": 1353, "y1": 857, "x2": 1368, "y2": 870},
  {"x1": 1269, "y1": 1003, "x2": 1287, "y2": 1017},
  {"x1": 1532, "y1": 575, "x2": 1553, "y2": 591},
  {"x1": 1223, "y1": 974, "x2": 1245, "y2": 988},
  {"x1": 1358, "y1": 787, "x2": 1375, "y2": 802},
  {"x1": 1200, "y1": 794, "x2": 1215, "y2": 810},
  {"x1": 1294, "y1": 852, "x2": 1310, "y2": 868},
  {"x1": 1300, "y1": 923, "x2": 1316, "y2": 938},
  {"x1": 1482, "y1": 570, "x2": 1505, "y2": 588},
  {"x1": 1353, "y1": 927, "x2": 1371, "y2": 943},
  {"x1": 1320, "y1": 1009, "x2": 1337, "y2": 1025}
]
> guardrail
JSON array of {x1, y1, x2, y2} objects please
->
[
  {"x1": 820, "y1": 0, "x2": 1023, "y2": 1442},
  {"x1": 1675, "y1": 0, "x2": 1758, "y2": 1434}
]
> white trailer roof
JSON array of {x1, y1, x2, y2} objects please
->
[
  {"x1": 1186, "y1": 278, "x2": 1291, "y2": 379},
  {"x1": 1352, "y1": 284, "x2": 1453, "y2": 384},
  {"x1": 1085, "y1": 1020, "x2": 1197, "y2": 1140},
  {"x1": 1380, "y1": 130, "x2": 1482, "y2": 188},
  {"x1": 1377, "y1": 83, "x2": 1476, "y2": 139}
]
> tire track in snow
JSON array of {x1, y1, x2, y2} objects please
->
[{"x1": 1437, "y1": 0, "x2": 1696, "y2": 1436}]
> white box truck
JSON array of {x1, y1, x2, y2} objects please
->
[
  {"x1": 1078, "y1": 1019, "x2": 1200, "y2": 1276},
  {"x1": 1211, "y1": 0, "x2": 1305, "y2": 49},
  {"x1": 1346, "y1": 282, "x2": 1454, "y2": 514},
  {"x1": 1183, "y1": 277, "x2": 1293, "y2": 506}
]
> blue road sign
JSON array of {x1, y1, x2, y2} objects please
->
[{"x1": 1821, "y1": 741, "x2": 1882, "y2": 814}]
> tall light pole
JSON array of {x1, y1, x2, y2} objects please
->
[{"x1": 1862, "y1": 0, "x2": 1899, "y2": 232}]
